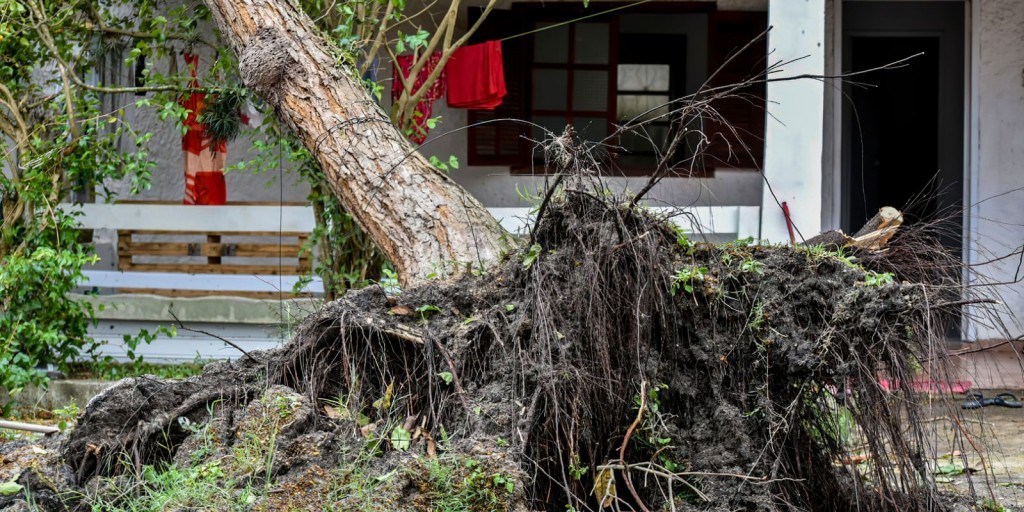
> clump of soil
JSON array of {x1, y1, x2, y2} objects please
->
[{"x1": 0, "y1": 189, "x2": 969, "y2": 511}]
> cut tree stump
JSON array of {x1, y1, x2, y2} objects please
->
[{"x1": 804, "y1": 206, "x2": 904, "y2": 250}]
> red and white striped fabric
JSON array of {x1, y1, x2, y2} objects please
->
[{"x1": 179, "y1": 52, "x2": 227, "y2": 205}]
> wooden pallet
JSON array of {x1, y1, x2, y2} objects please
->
[{"x1": 117, "y1": 230, "x2": 311, "y2": 280}]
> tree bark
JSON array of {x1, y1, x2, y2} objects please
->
[{"x1": 204, "y1": 0, "x2": 510, "y2": 285}]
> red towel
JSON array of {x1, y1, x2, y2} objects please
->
[
  {"x1": 393, "y1": 52, "x2": 446, "y2": 144},
  {"x1": 179, "y1": 52, "x2": 227, "y2": 205},
  {"x1": 192, "y1": 171, "x2": 227, "y2": 205},
  {"x1": 446, "y1": 41, "x2": 505, "y2": 110}
]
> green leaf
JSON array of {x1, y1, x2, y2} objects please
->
[
  {"x1": 437, "y1": 371, "x2": 453, "y2": 385},
  {"x1": 522, "y1": 243, "x2": 542, "y2": 269},
  {"x1": 390, "y1": 425, "x2": 411, "y2": 451},
  {"x1": 416, "y1": 304, "x2": 441, "y2": 315},
  {"x1": 0, "y1": 481, "x2": 22, "y2": 496}
]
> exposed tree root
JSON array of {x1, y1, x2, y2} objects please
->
[{"x1": 0, "y1": 189, "x2": 986, "y2": 511}]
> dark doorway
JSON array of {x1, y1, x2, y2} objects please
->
[
  {"x1": 842, "y1": 1, "x2": 965, "y2": 338},
  {"x1": 842, "y1": 2, "x2": 964, "y2": 248},
  {"x1": 847, "y1": 37, "x2": 940, "y2": 226}
]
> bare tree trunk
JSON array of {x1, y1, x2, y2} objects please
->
[{"x1": 204, "y1": 0, "x2": 509, "y2": 285}]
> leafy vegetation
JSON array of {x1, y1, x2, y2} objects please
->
[
  {"x1": 1, "y1": 0, "x2": 500, "y2": 391},
  {"x1": 63, "y1": 358, "x2": 206, "y2": 381}
]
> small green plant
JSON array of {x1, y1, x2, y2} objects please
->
[
  {"x1": 739, "y1": 259, "x2": 764, "y2": 274},
  {"x1": 802, "y1": 244, "x2": 859, "y2": 269},
  {"x1": 747, "y1": 301, "x2": 768, "y2": 333},
  {"x1": 52, "y1": 401, "x2": 80, "y2": 433},
  {"x1": 423, "y1": 457, "x2": 517, "y2": 510},
  {"x1": 522, "y1": 243, "x2": 542, "y2": 269},
  {"x1": 671, "y1": 224, "x2": 693, "y2": 250},
  {"x1": 428, "y1": 154, "x2": 460, "y2": 173},
  {"x1": 416, "y1": 304, "x2": 442, "y2": 322},
  {"x1": 568, "y1": 453, "x2": 588, "y2": 480},
  {"x1": 670, "y1": 266, "x2": 709, "y2": 295},
  {"x1": 862, "y1": 271, "x2": 895, "y2": 287}
]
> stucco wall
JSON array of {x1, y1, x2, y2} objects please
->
[{"x1": 971, "y1": 0, "x2": 1024, "y2": 340}]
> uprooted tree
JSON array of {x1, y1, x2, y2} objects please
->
[{"x1": 0, "y1": 0, "x2": 1000, "y2": 511}]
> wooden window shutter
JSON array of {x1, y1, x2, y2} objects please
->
[
  {"x1": 465, "y1": 8, "x2": 528, "y2": 167},
  {"x1": 704, "y1": 11, "x2": 768, "y2": 170}
]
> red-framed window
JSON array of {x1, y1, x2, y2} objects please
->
[{"x1": 465, "y1": 3, "x2": 766, "y2": 175}]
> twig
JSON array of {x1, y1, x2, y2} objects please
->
[
  {"x1": 930, "y1": 298, "x2": 999, "y2": 309},
  {"x1": 167, "y1": 310, "x2": 256, "y2": 361},
  {"x1": 619, "y1": 380, "x2": 650, "y2": 512},
  {"x1": 432, "y1": 339, "x2": 472, "y2": 414},
  {"x1": 597, "y1": 462, "x2": 711, "y2": 502},
  {"x1": 528, "y1": 173, "x2": 565, "y2": 246}
]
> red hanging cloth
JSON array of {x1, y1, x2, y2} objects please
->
[
  {"x1": 392, "y1": 52, "x2": 446, "y2": 144},
  {"x1": 446, "y1": 41, "x2": 505, "y2": 110},
  {"x1": 179, "y1": 52, "x2": 227, "y2": 205}
]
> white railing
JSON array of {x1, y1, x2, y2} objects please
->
[
  {"x1": 66, "y1": 203, "x2": 760, "y2": 295},
  {"x1": 490, "y1": 205, "x2": 761, "y2": 240}
]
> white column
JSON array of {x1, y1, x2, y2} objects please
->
[{"x1": 759, "y1": 0, "x2": 827, "y2": 243}]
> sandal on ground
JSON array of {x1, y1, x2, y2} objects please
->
[
  {"x1": 961, "y1": 393, "x2": 985, "y2": 409},
  {"x1": 990, "y1": 393, "x2": 1023, "y2": 408},
  {"x1": 961, "y1": 392, "x2": 1023, "y2": 409}
]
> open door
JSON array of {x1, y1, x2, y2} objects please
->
[{"x1": 842, "y1": 1, "x2": 964, "y2": 243}]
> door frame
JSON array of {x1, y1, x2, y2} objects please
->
[{"x1": 825, "y1": 0, "x2": 975, "y2": 338}]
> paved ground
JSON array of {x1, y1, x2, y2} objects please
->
[{"x1": 923, "y1": 390, "x2": 1024, "y2": 509}]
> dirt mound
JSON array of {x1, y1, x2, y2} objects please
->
[{"x1": 1, "y1": 190, "x2": 972, "y2": 511}]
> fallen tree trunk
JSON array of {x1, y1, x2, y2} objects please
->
[{"x1": 203, "y1": 0, "x2": 509, "y2": 285}]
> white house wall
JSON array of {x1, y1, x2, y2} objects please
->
[{"x1": 970, "y1": 0, "x2": 1024, "y2": 341}]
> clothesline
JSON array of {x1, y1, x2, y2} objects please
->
[{"x1": 498, "y1": 0, "x2": 659, "y2": 42}]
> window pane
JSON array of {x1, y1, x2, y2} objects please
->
[
  {"x1": 619, "y1": 125, "x2": 670, "y2": 153},
  {"x1": 573, "y1": 70, "x2": 608, "y2": 111},
  {"x1": 534, "y1": 23, "x2": 569, "y2": 64},
  {"x1": 617, "y1": 64, "x2": 671, "y2": 92},
  {"x1": 574, "y1": 116, "x2": 608, "y2": 144},
  {"x1": 617, "y1": 94, "x2": 670, "y2": 122},
  {"x1": 574, "y1": 23, "x2": 609, "y2": 64},
  {"x1": 532, "y1": 115, "x2": 569, "y2": 143},
  {"x1": 533, "y1": 69, "x2": 569, "y2": 110}
]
